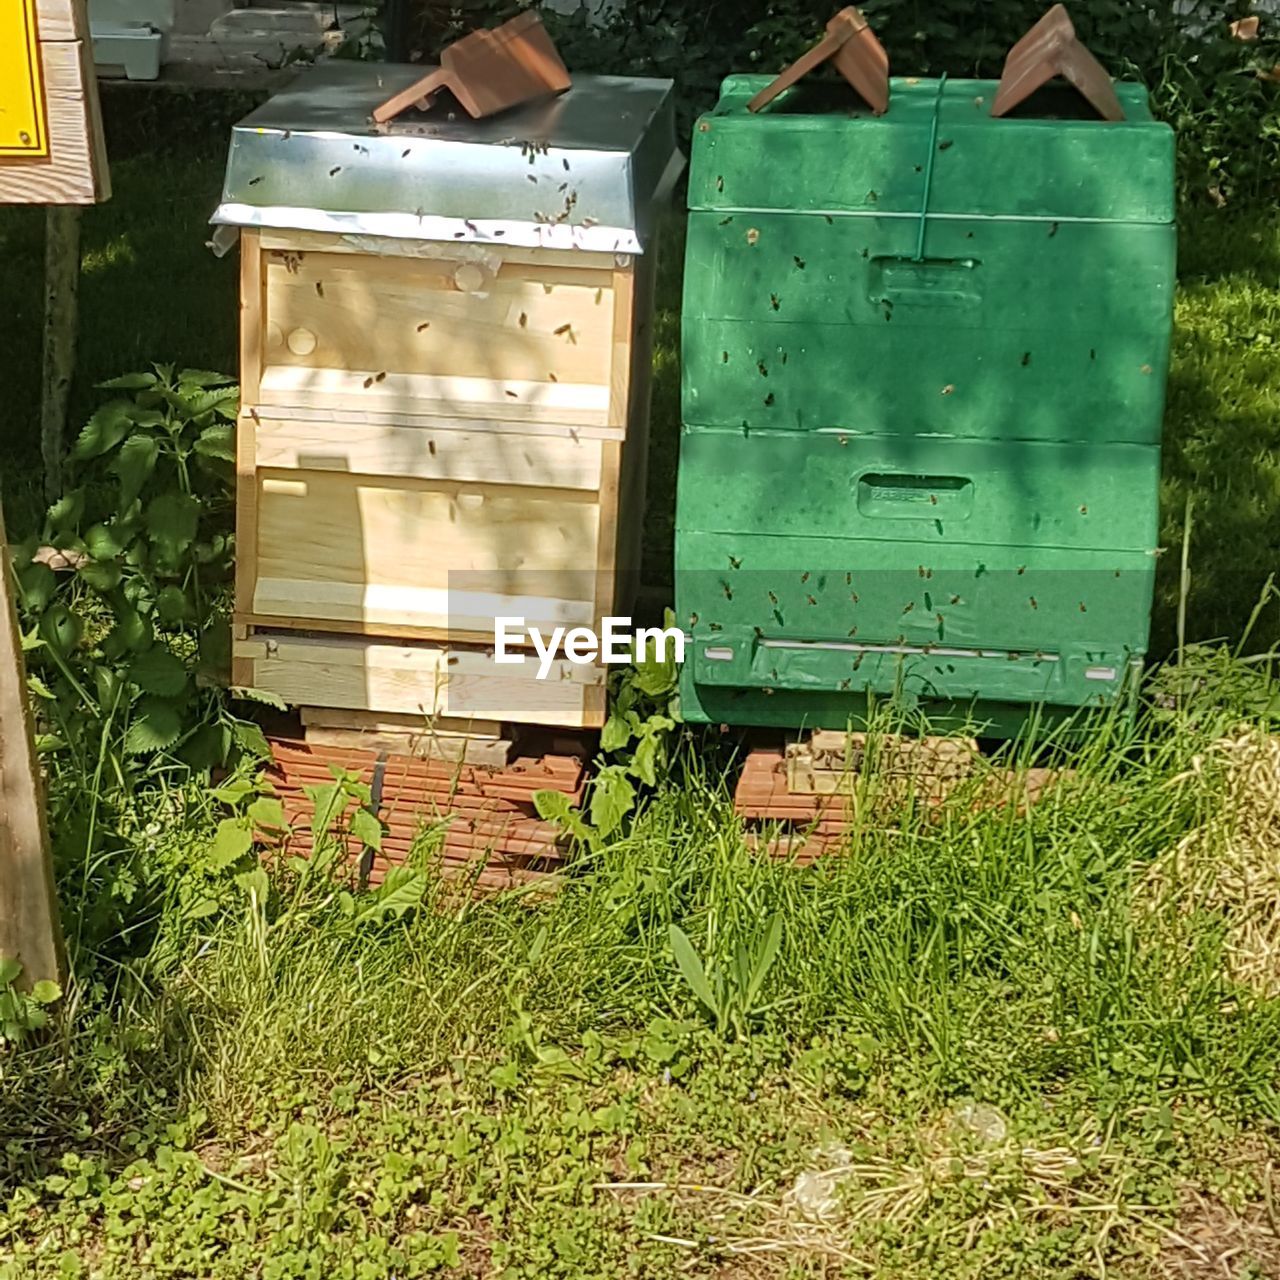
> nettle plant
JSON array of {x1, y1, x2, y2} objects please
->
[
  {"x1": 535, "y1": 614, "x2": 682, "y2": 847},
  {"x1": 13, "y1": 366, "x2": 266, "y2": 783}
]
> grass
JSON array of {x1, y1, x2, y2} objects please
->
[
  {"x1": 1161, "y1": 214, "x2": 1280, "y2": 653},
  {"x1": 3, "y1": 665, "x2": 1280, "y2": 1276},
  {"x1": 2, "y1": 93, "x2": 1280, "y2": 1279}
]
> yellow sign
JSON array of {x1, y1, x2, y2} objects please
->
[{"x1": 0, "y1": 0, "x2": 50, "y2": 158}]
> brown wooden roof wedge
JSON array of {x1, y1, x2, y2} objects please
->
[
  {"x1": 991, "y1": 4, "x2": 1125, "y2": 121},
  {"x1": 747, "y1": 7, "x2": 889, "y2": 116},
  {"x1": 372, "y1": 12, "x2": 571, "y2": 124}
]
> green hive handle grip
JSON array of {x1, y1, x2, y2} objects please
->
[
  {"x1": 871, "y1": 255, "x2": 982, "y2": 312},
  {"x1": 856, "y1": 472, "x2": 975, "y2": 521}
]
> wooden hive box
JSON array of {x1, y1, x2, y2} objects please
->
[{"x1": 215, "y1": 64, "x2": 681, "y2": 729}]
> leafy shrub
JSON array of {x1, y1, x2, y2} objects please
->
[
  {"x1": 9, "y1": 366, "x2": 268, "y2": 965},
  {"x1": 15, "y1": 365, "x2": 250, "y2": 767}
]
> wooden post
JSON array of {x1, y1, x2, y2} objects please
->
[
  {"x1": 0, "y1": 503, "x2": 65, "y2": 989},
  {"x1": 41, "y1": 204, "x2": 83, "y2": 500},
  {"x1": 0, "y1": 0, "x2": 107, "y2": 994}
]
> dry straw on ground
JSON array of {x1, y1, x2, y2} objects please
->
[
  {"x1": 1145, "y1": 726, "x2": 1280, "y2": 997},
  {"x1": 594, "y1": 1118, "x2": 1133, "y2": 1268}
]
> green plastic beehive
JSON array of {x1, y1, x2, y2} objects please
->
[{"x1": 675, "y1": 74, "x2": 1176, "y2": 734}]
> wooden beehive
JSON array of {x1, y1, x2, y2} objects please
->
[{"x1": 216, "y1": 64, "x2": 680, "y2": 730}]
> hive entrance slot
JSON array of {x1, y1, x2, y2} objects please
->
[
  {"x1": 996, "y1": 84, "x2": 1121, "y2": 122},
  {"x1": 378, "y1": 98, "x2": 480, "y2": 130},
  {"x1": 748, "y1": 6, "x2": 889, "y2": 117},
  {"x1": 740, "y1": 80, "x2": 881, "y2": 118}
]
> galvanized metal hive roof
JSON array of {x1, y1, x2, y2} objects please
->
[{"x1": 213, "y1": 63, "x2": 681, "y2": 254}]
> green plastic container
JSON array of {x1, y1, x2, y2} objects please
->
[{"x1": 675, "y1": 74, "x2": 1176, "y2": 734}]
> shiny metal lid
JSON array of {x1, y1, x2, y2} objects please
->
[{"x1": 212, "y1": 63, "x2": 682, "y2": 254}]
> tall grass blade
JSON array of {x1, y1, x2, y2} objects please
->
[{"x1": 668, "y1": 923, "x2": 716, "y2": 1017}]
